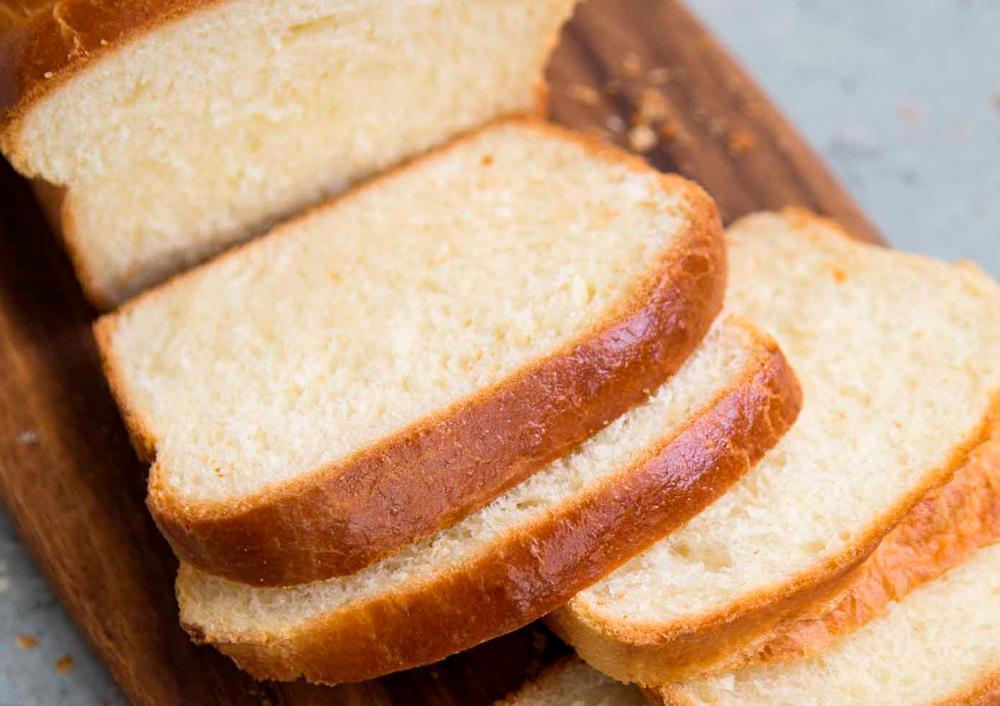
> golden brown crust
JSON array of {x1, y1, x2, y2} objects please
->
[
  {"x1": 548, "y1": 397, "x2": 1000, "y2": 687},
  {"x1": 935, "y1": 670, "x2": 1000, "y2": 706},
  {"x1": 93, "y1": 118, "x2": 728, "y2": 586},
  {"x1": 184, "y1": 333, "x2": 802, "y2": 683}
]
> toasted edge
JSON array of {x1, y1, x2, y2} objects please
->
[
  {"x1": 548, "y1": 394, "x2": 1000, "y2": 687},
  {"x1": 178, "y1": 320, "x2": 802, "y2": 683},
  {"x1": 92, "y1": 118, "x2": 727, "y2": 586}
]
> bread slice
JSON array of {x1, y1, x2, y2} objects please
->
[
  {"x1": 549, "y1": 209, "x2": 1000, "y2": 685},
  {"x1": 654, "y1": 542, "x2": 1000, "y2": 706},
  {"x1": 0, "y1": 0, "x2": 577, "y2": 307},
  {"x1": 496, "y1": 657, "x2": 644, "y2": 706},
  {"x1": 176, "y1": 318, "x2": 802, "y2": 684},
  {"x1": 714, "y1": 420, "x2": 999, "y2": 671},
  {"x1": 94, "y1": 120, "x2": 727, "y2": 586}
]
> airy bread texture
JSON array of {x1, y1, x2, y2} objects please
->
[
  {"x1": 496, "y1": 657, "x2": 644, "y2": 706},
  {"x1": 176, "y1": 318, "x2": 801, "y2": 684},
  {"x1": 656, "y1": 543, "x2": 1000, "y2": 706},
  {"x1": 0, "y1": 0, "x2": 578, "y2": 306},
  {"x1": 96, "y1": 120, "x2": 727, "y2": 586},
  {"x1": 720, "y1": 422, "x2": 999, "y2": 671},
  {"x1": 550, "y1": 209, "x2": 1000, "y2": 686}
]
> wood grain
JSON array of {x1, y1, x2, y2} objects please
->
[{"x1": 0, "y1": 1, "x2": 883, "y2": 705}]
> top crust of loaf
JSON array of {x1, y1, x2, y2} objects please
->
[
  {"x1": 95, "y1": 119, "x2": 726, "y2": 586},
  {"x1": 550, "y1": 208, "x2": 1000, "y2": 686},
  {"x1": 0, "y1": 0, "x2": 217, "y2": 138}
]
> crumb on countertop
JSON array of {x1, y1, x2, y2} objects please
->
[
  {"x1": 15, "y1": 633, "x2": 38, "y2": 649},
  {"x1": 54, "y1": 654, "x2": 74, "y2": 674}
]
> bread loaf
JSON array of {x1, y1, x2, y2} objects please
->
[{"x1": 1, "y1": 0, "x2": 578, "y2": 306}]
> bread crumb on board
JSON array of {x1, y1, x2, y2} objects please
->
[
  {"x1": 628, "y1": 124, "x2": 658, "y2": 152},
  {"x1": 54, "y1": 654, "x2": 74, "y2": 674},
  {"x1": 16, "y1": 429, "x2": 39, "y2": 446},
  {"x1": 726, "y1": 129, "x2": 757, "y2": 156},
  {"x1": 15, "y1": 633, "x2": 39, "y2": 649},
  {"x1": 622, "y1": 52, "x2": 642, "y2": 78}
]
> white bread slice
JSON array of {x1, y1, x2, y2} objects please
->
[
  {"x1": 714, "y1": 421, "x2": 999, "y2": 672},
  {"x1": 176, "y1": 318, "x2": 802, "y2": 684},
  {"x1": 496, "y1": 657, "x2": 644, "y2": 706},
  {"x1": 655, "y1": 542, "x2": 1000, "y2": 706},
  {"x1": 549, "y1": 209, "x2": 1000, "y2": 685},
  {"x1": 0, "y1": 0, "x2": 578, "y2": 307},
  {"x1": 95, "y1": 120, "x2": 728, "y2": 586}
]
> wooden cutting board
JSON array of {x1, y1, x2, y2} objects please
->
[{"x1": 0, "y1": 1, "x2": 884, "y2": 704}]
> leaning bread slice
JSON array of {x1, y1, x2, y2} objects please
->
[
  {"x1": 95, "y1": 119, "x2": 726, "y2": 586},
  {"x1": 549, "y1": 209, "x2": 1000, "y2": 685},
  {"x1": 654, "y1": 542, "x2": 1000, "y2": 706},
  {"x1": 0, "y1": 0, "x2": 578, "y2": 306},
  {"x1": 177, "y1": 318, "x2": 801, "y2": 684},
  {"x1": 715, "y1": 421, "x2": 999, "y2": 671},
  {"x1": 495, "y1": 657, "x2": 644, "y2": 706}
]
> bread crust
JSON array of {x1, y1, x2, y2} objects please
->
[
  {"x1": 92, "y1": 119, "x2": 728, "y2": 586},
  {"x1": 548, "y1": 395, "x2": 1000, "y2": 687},
  {"x1": 179, "y1": 329, "x2": 802, "y2": 683}
]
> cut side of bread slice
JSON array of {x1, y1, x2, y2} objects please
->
[
  {"x1": 715, "y1": 421, "x2": 999, "y2": 672},
  {"x1": 0, "y1": 0, "x2": 578, "y2": 306},
  {"x1": 549, "y1": 209, "x2": 1000, "y2": 686},
  {"x1": 95, "y1": 119, "x2": 727, "y2": 586},
  {"x1": 495, "y1": 657, "x2": 644, "y2": 706},
  {"x1": 654, "y1": 542, "x2": 1000, "y2": 706},
  {"x1": 96, "y1": 120, "x2": 728, "y2": 585},
  {"x1": 176, "y1": 318, "x2": 801, "y2": 684}
]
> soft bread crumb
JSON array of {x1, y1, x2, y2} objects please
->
[
  {"x1": 7, "y1": 0, "x2": 577, "y2": 305},
  {"x1": 177, "y1": 319, "x2": 766, "y2": 636},
  {"x1": 102, "y1": 122, "x2": 695, "y2": 505}
]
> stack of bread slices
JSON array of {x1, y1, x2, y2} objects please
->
[{"x1": 1, "y1": 3, "x2": 997, "y2": 704}]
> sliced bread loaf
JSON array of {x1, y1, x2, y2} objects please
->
[
  {"x1": 95, "y1": 120, "x2": 727, "y2": 586},
  {"x1": 495, "y1": 657, "x2": 644, "y2": 706},
  {"x1": 654, "y1": 542, "x2": 1000, "y2": 706},
  {"x1": 549, "y1": 209, "x2": 1000, "y2": 686},
  {"x1": 176, "y1": 318, "x2": 801, "y2": 684},
  {"x1": 0, "y1": 0, "x2": 578, "y2": 306}
]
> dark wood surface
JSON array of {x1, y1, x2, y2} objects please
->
[{"x1": 0, "y1": 1, "x2": 884, "y2": 705}]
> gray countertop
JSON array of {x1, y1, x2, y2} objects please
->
[{"x1": 1, "y1": 2, "x2": 997, "y2": 704}]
